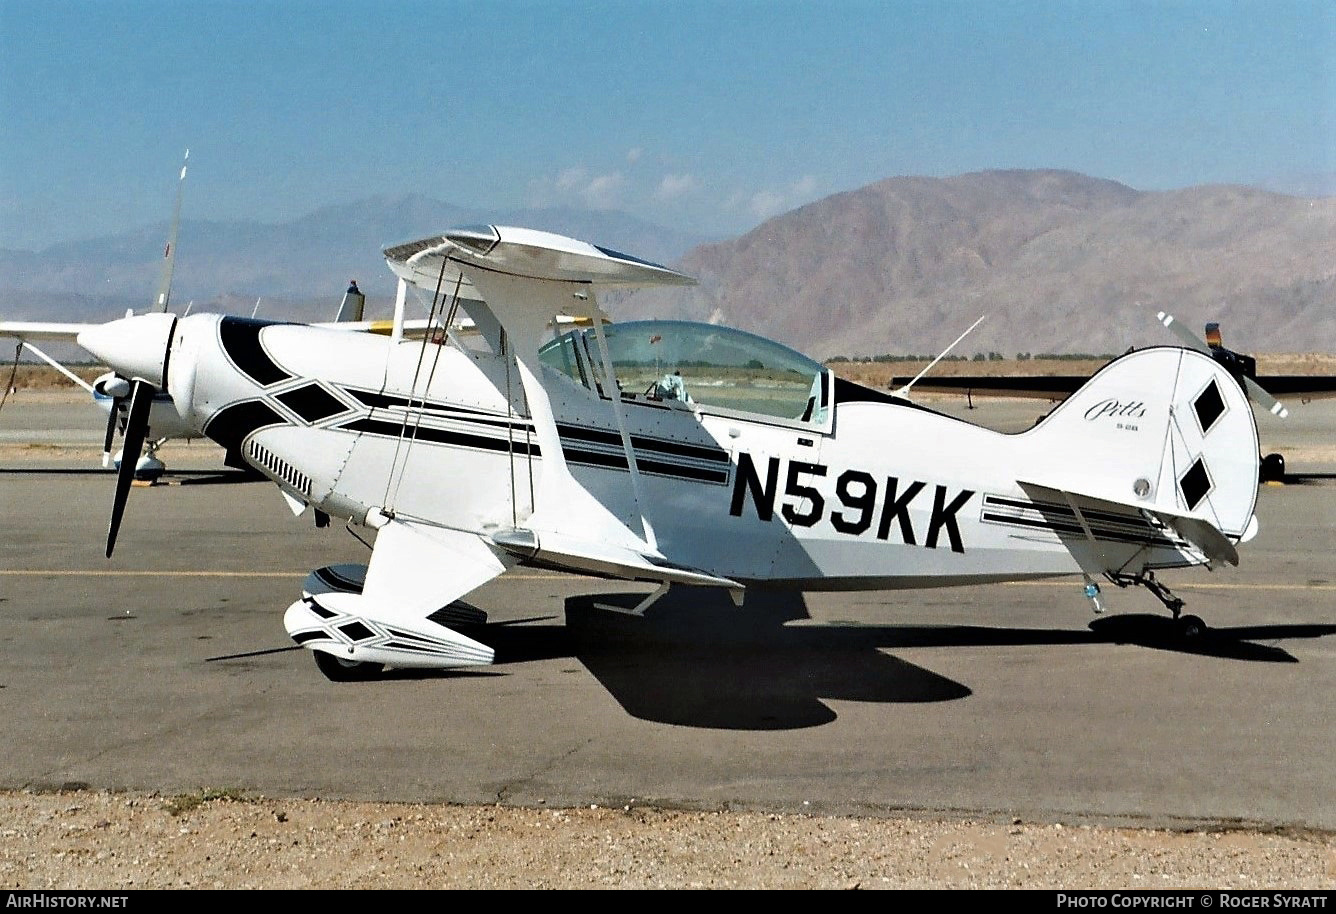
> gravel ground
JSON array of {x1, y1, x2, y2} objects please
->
[{"x1": 2, "y1": 790, "x2": 1333, "y2": 890}]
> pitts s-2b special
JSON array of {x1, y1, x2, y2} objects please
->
[{"x1": 79, "y1": 225, "x2": 1262, "y2": 680}]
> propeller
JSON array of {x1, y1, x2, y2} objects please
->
[
  {"x1": 101, "y1": 402, "x2": 120, "y2": 468},
  {"x1": 106, "y1": 379, "x2": 156, "y2": 557},
  {"x1": 1156, "y1": 310, "x2": 1288, "y2": 419},
  {"x1": 92, "y1": 372, "x2": 132, "y2": 467},
  {"x1": 77, "y1": 312, "x2": 179, "y2": 557}
]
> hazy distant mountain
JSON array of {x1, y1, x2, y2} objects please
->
[
  {"x1": 616, "y1": 170, "x2": 1336, "y2": 357},
  {"x1": 0, "y1": 196, "x2": 705, "y2": 323},
  {"x1": 5, "y1": 172, "x2": 1333, "y2": 357}
]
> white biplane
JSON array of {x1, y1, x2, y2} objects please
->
[{"x1": 78, "y1": 225, "x2": 1264, "y2": 680}]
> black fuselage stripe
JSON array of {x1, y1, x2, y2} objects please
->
[
  {"x1": 218, "y1": 317, "x2": 293, "y2": 387},
  {"x1": 985, "y1": 495, "x2": 1156, "y2": 530},
  {"x1": 556, "y1": 423, "x2": 728, "y2": 463},
  {"x1": 344, "y1": 388, "x2": 515, "y2": 421},
  {"x1": 203, "y1": 399, "x2": 287, "y2": 455},
  {"x1": 562, "y1": 448, "x2": 729, "y2": 483},
  {"x1": 980, "y1": 512, "x2": 1179, "y2": 547},
  {"x1": 341, "y1": 418, "x2": 541, "y2": 457}
]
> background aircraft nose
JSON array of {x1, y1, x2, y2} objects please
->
[{"x1": 77, "y1": 313, "x2": 177, "y2": 386}]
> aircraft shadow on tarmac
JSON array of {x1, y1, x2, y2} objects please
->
[
  {"x1": 0, "y1": 467, "x2": 261, "y2": 485},
  {"x1": 1276, "y1": 472, "x2": 1336, "y2": 486},
  {"x1": 271, "y1": 587, "x2": 1335, "y2": 731}
]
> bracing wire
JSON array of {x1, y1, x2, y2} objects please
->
[
  {"x1": 0, "y1": 342, "x2": 21, "y2": 416},
  {"x1": 386, "y1": 274, "x2": 458, "y2": 510},
  {"x1": 382, "y1": 253, "x2": 451, "y2": 510},
  {"x1": 503, "y1": 329, "x2": 517, "y2": 526}
]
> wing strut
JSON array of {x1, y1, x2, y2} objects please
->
[
  {"x1": 582, "y1": 289, "x2": 656, "y2": 549},
  {"x1": 16, "y1": 341, "x2": 96, "y2": 394}
]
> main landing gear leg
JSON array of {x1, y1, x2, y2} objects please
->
[
  {"x1": 595, "y1": 581, "x2": 672, "y2": 617},
  {"x1": 1110, "y1": 570, "x2": 1206, "y2": 639}
]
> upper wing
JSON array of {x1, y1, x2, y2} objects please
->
[
  {"x1": 381, "y1": 225, "x2": 739, "y2": 596},
  {"x1": 385, "y1": 225, "x2": 695, "y2": 300}
]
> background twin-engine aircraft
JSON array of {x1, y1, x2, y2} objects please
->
[{"x1": 56, "y1": 221, "x2": 1277, "y2": 681}]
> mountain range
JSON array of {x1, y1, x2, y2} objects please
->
[
  {"x1": 616, "y1": 170, "x2": 1335, "y2": 358},
  {"x1": 3, "y1": 170, "x2": 1332, "y2": 356},
  {"x1": 0, "y1": 197, "x2": 707, "y2": 325}
]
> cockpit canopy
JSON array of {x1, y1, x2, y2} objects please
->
[{"x1": 540, "y1": 319, "x2": 829, "y2": 424}]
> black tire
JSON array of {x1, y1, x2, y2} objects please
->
[
  {"x1": 1260, "y1": 453, "x2": 1285, "y2": 483},
  {"x1": 1177, "y1": 615, "x2": 1207, "y2": 640},
  {"x1": 313, "y1": 650, "x2": 384, "y2": 682}
]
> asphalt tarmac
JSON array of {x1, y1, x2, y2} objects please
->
[{"x1": 1, "y1": 393, "x2": 1333, "y2": 830}]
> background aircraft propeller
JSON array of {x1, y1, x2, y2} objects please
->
[
  {"x1": 100, "y1": 398, "x2": 120, "y2": 468},
  {"x1": 105, "y1": 378, "x2": 156, "y2": 557},
  {"x1": 93, "y1": 373, "x2": 132, "y2": 467},
  {"x1": 1156, "y1": 310, "x2": 1288, "y2": 419}
]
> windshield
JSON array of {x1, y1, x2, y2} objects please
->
[{"x1": 541, "y1": 320, "x2": 827, "y2": 423}]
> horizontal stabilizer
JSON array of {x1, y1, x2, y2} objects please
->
[
  {"x1": 1019, "y1": 478, "x2": 1240, "y2": 567},
  {"x1": 1149, "y1": 511, "x2": 1238, "y2": 567},
  {"x1": 490, "y1": 527, "x2": 743, "y2": 592}
]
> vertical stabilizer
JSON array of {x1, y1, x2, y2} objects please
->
[{"x1": 1022, "y1": 346, "x2": 1259, "y2": 542}]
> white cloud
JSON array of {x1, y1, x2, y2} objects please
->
[
  {"x1": 654, "y1": 173, "x2": 698, "y2": 201},
  {"x1": 582, "y1": 172, "x2": 626, "y2": 209},
  {"x1": 748, "y1": 189, "x2": 787, "y2": 220},
  {"x1": 555, "y1": 167, "x2": 587, "y2": 191},
  {"x1": 746, "y1": 176, "x2": 821, "y2": 220},
  {"x1": 528, "y1": 167, "x2": 627, "y2": 210},
  {"x1": 626, "y1": 147, "x2": 643, "y2": 164}
]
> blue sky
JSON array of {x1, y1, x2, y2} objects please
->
[{"x1": 1, "y1": 0, "x2": 1332, "y2": 249}]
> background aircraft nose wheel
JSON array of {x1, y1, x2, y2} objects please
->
[
  {"x1": 133, "y1": 453, "x2": 166, "y2": 482},
  {"x1": 313, "y1": 650, "x2": 384, "y2": 682}
]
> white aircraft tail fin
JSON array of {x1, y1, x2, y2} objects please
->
[{"x1": 1021, "y1": 346, "x2": 1260, "y2": 555}]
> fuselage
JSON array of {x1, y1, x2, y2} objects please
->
[{"x1": 167, "y1": 314, "x2": 1216, "y2": 590}]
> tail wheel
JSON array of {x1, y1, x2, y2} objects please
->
[
  {"x1": 1177, "y1": 615, "x2": 1207, "y2": 640},
  {"x1": 313, "y1": 650, "x2": 384, "y2": 682}
]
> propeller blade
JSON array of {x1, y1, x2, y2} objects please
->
[
  {"x1": 151, "y1": 149, "x2": 189, "y2": 313},
  {"x1": 1245, "y1": 376, "x2": 1289, "y2": 419},
  {"x1": 101, "y1": 397, "x2": 121, "y2": 468},
  {"x1": 106, "y1": 379, "x2": 154, "y2": 558},
  {"x1": 1156, "y1": 311, "x2": 1289, "y2": 419},
  {"x1": 1155, "y1": 311, "x2": 1210, "y2": 353}
]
